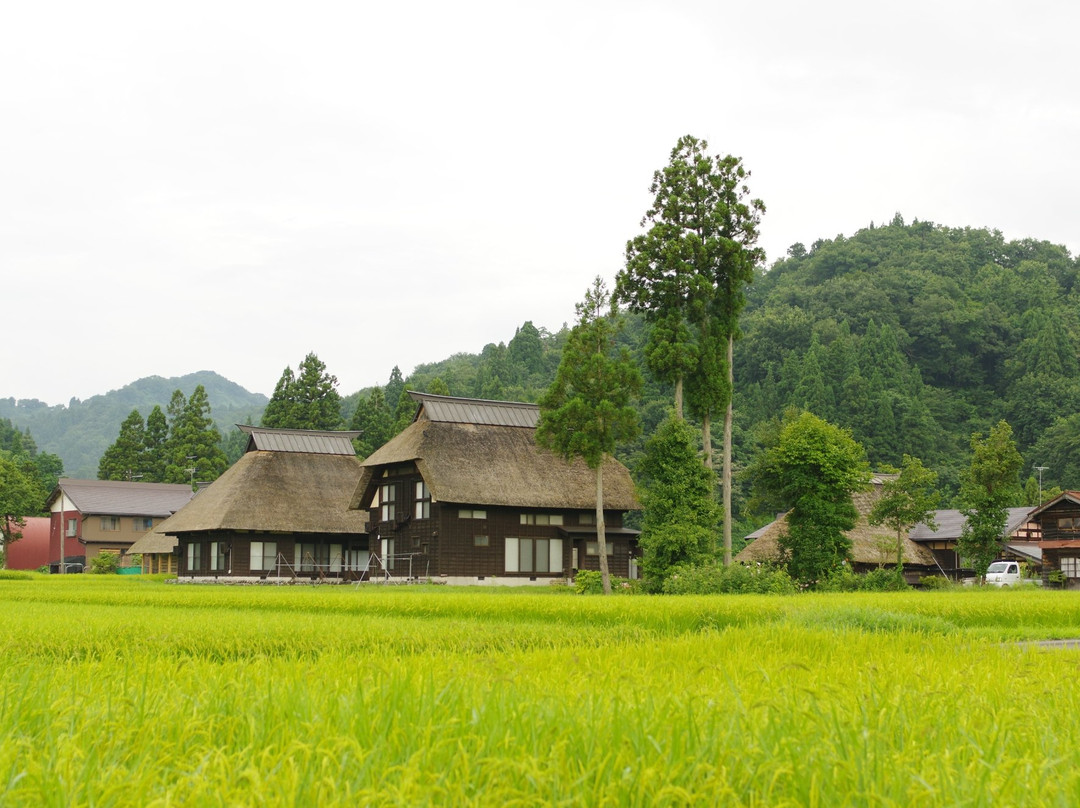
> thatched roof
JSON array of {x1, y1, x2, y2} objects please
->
[
  {"x1": 736, "y1": 477, "x2": 938, "y2": 568},
  {"x1": 127, "y1": 525, "x2": 179, "y2": 555},
  {"x1": 350, "y1": 393, "x2": 639, "y2": 512},
  {"x1": 150, "y1": 450, "x2": 368, "y2": 537}
]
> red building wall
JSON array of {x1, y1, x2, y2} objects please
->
[{"x1": 6, "y1": 517, "x2": 51, "y2": 570}]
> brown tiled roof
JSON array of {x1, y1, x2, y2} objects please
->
[{"x1": 48, "y1": 479, "x2": 194, "y2": 517}]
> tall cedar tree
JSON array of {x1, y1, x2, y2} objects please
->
[
  {"x1": 143, "y1": 406, "x2": 169, "y2": 482},
  {"x1": 618, "y1": 135, "x2": 764, "y2": 565},
  {"x1": 958, "y1": 420, "x2": 1024, "y2": 580},
  {"x1": 262, "y1": 353, "x2": 344, "y2": 431},
  {"x1": 164, "y1": 385, "x2": 228, "y2": 487},
  {"x1": 98, "y1": 409, "x2": 146, "y2": 480},
  {"x1": 868, "y1": 454, "x2": 940, "y2": 575},
  {"x1": 750, "y1": 409, "x2": 871, "y2": 584},
  {"x1": 349, "y1": 388, "x2": 394, "y2": 459},
  {"x1": 537, "y1": 277, "x2": 642, "y2": 595},
  {"x1": 637, "y1": 414, "x2": 721, "y2": 589}
]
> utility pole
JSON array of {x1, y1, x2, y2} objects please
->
[{"x1": 1035, "y1": 466, "x2": 1048, "y2": 505}]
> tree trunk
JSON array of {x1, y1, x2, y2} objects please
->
[
  {"x1": 702, "y1": 412, "x2": 713, "y2": 470},
  {"x1": 722, "y1": 332, "x2": 734, "y2": 567},
  {"x1": 596, "y1": 464, "x2": 612, "y2": 595},
  {"x1": 674, "y1": 375, "x2": 684, "y2": 420}
]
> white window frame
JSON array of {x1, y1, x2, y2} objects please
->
[
  {"x1": 415, "y1": 481, "x2": 431, "y2": 519},
  {"x1": 1061, "y1": 557, "x2": 1080, "y2": 578},
  {"x1": 520, "y1": 513, "x2": 564, "y2": 526},
  {"x1": 250, "y1": 541, "x2": 277, "y2": 572},
  {"x1": 380, "y1": 483, "x2": 396, "y2": 522},
  {"x1": 186, "y1": 542, "x2": 202, "y2": 571},
  {"x1": 209, "y1": 541, "x2": 227, "y2": 572},
  {"x1": 505, "y1": 537, "x2": 562, "y2": 574}
]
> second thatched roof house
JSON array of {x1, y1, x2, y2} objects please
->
[
  {"x1": 736, "y1": 474, "x2": 942, "y2": 582},
  {"x1": 138, "y1": 425, "x2": 369, "y2": 580},
  {"x1": 348, "y1": 392, "x2": 641, "y2": 584}
]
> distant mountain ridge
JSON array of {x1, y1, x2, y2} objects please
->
[{"x1": 0, "y1": 371, "x2": 269, "y2": 478}]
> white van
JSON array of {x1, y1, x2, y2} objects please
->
[{"x1": 985, "y1": 561, "x2": 1022, "y2": 587}]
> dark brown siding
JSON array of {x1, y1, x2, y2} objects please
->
[
  {"x1": 1038, "y1": 502, "x2": 1080, "y2": 543},
  {"x1": 178, "y1": 533, "x2": 368, "y2": 579}
]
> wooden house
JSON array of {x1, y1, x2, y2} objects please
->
[
  {"x1": 160, "y1": 426, "x2": 369, "y2": 580},
  {"x1": 908, "y1": 507, "x2": 1040, "y2": 579},
  {"x1": 1028, "y1": 492, "x2": 1080, "y2": 588},
  {"x1": 736, "y1": 475, "x2": 942, "y2": 582},
  {"x1": 45, "y1": 479, "x2": 195, "y2": 571},
  {"x1": 348, "y1": 392, "x2": 641, "y2": 585}
]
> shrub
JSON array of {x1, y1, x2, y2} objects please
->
[
  {"x1": 661, "y1": 562, "x2": 797, "y2": 595},
  {"x1": 820, "y1": 566, "x2": 909, "y2": 592},
  {"x1": 919, "y1": 575, "x2": 952, "y2": 590},
  {"x1": 573, "y1": 570, "x2": 637, "y2": 594},
  {"x1": 90, "y1": 552, "x2": 120, "y2": 575}
]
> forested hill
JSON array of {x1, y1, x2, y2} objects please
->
[
  {"x1": 734, "y1": 216, "x2": 1079, "y2": 494},
  {"x1": 7, "y1": 219, "x2": 1079, "y2": 504},
  {"x1": 0, "y1": 372, "x2": 268, "y2": 478}
]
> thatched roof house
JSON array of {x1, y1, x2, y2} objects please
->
[
  {"x1": 349, "y1": 392, "x2": 640, "y2": 585},
  {"x1": 155, "y1": 426, "x2": 369, "y2": 580},
  {"x1": 736, "y1": 474, "x2": 941, "y2": 580}
]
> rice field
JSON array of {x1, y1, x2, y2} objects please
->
[{"x1": 3, "y1": 577, "x2": 1080, "y2": 806}]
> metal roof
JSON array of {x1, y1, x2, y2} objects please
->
[
  {"x1": 909, "y1": 507, "x2": 1035, "y2": 542},
  {"x1": 49, "y1": 479, "x2": 195, "y2": 517},
  {"x1": 408, "y1": 391, "x2": 539, "y2": 428},
  {"x1": 237, "y1": 425, "x2": 360, "y2": 455}
]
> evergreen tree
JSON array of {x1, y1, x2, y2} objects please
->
[
  {"x1": 164, "y1": 385, "x2": 227, "y2": 487},
  {"x1": 637, "y1": 414, "x2": 721, "y2": 589},
  {"x1": 98, "y1": 409, "x2": 146, "y2": 481},
  {"x1": 618, "y1": 135, "x2": 764, "y2": 566},
  {"x1": 392, "y1": 388, "x2": 417, "y2": 433},
  {"x1": 537, "y1": 276, "x2": 642, "y2": 595},
  {"x1": 385, "y1": 366, "x2": 406, "y2": 412},
  {"x1": 143, "y1": 405, "x2": 169, "y2": 482},
  {"x1": 261, "y1": 366, "x2": 297, "y2": 428},
  {"x1": 506, "y1": 321, "x2": 544, "y2": 384},
  {"x1": 350, "y1": 388, "x2": 394, "y2": 458},
  {"x1": 427, "y1": 377, "x2": 451, "y2": 397},
  {"x1": 262, "y1": 353, "x2": 343, "y2": 430}
]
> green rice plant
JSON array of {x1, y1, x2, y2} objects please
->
[{"x1": 3, "y1": 579, "x2": 1080, "y2": 805}]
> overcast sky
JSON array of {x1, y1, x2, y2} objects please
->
[{"x1": 4, "y1": 0, "x2": 1077, "y2": 407}]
